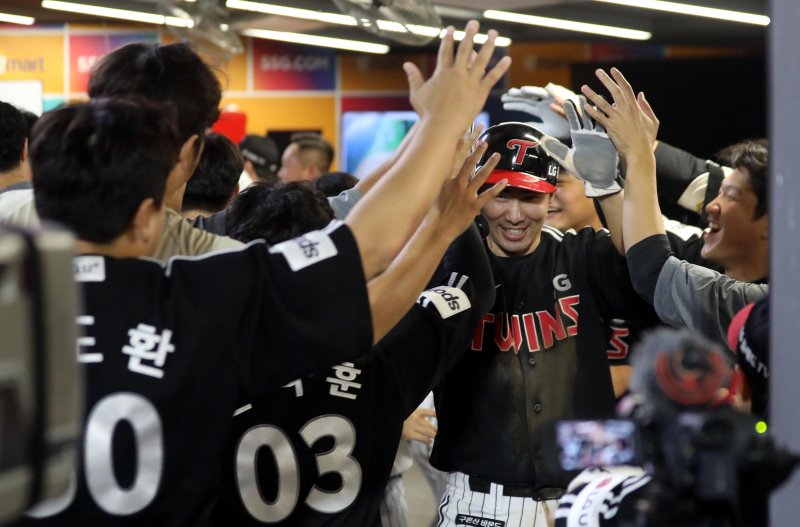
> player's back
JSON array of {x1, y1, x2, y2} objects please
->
[
  {"x1": 22, "y1": 227, "x2": 373, "y2": 525},
  {"x1": 212, "y1": 270, "x2": 487, "y2": 526}
]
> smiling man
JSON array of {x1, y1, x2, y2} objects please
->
[
  {"x1": 430, "y1": 122, "x2": 655, "y2": 527},
  {"x1": 699, "y1": 140, "x2": 769, "y2": 283}
]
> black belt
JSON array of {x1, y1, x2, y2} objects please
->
[{"x1": 468, "y1": 475, "x2": 563, "y2": 500}]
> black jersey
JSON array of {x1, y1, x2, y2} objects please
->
[
  {"x1": 22, "y1": 223, "x2": 372, "y2": 526},
  {"x1": 211, "y1": 269, "x2": 488, "y2": 526},
  {"x1": 431, "y1": 226, "x2": 654, "y2": 488}
]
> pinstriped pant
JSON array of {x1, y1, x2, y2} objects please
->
[{"x1": 436, "y1": 472, "x2": 557, "y2": 527}]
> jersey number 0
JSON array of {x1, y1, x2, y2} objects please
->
[{"x1": 236, "y1": 414, "x2": 362, "y2": 523}]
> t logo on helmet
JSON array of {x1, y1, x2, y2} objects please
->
[{"x1": 506, "y1": 139, "x2": 540, "y2": 166}]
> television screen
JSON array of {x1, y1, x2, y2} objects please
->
[{"x1": 341, "y1": 110, "x2": 491, "y2": 179}]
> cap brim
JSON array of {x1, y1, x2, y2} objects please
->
[
  {"x1": 486, "y1": 169, "x2": 556, "y2": 194},
  {"x1": 727, "y1": 302, "x2": 755, "y2": 352}
]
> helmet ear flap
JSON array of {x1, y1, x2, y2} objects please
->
[{"x1": 477, "y1": 122, "x2": 558, "y2": 193}]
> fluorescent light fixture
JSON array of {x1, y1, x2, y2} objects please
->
[
  {"x1": 484, "y1": 9, "x2": 651, "y2": 40},
  {"x1": 240, "y1": 28, "x2": 389, "y2": 54},
  {"x1": 41, "y1": 1, "x2": 194, "y2": 28},
  {"x1": 228, "y1": 1, "x2": 510, "y2": 47},
  {"x1": 0, "y1": 12, "x2": 35, "y2": 25},
  {"x1": 453, "y1": 29, "x2": 511, "y2": 47},
  {"x1": 592, "y1": 0, "x2": 769, "y2": 26},
  {"x1": 226, "y1": 0, "x2": 356, "y2": 26}
]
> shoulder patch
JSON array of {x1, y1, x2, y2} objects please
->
[
  {"x1": 269, "y1": 229, "x2": 338, "y2": 271},
  {"x1": 417, "y1": 285, "x2": 471, "y2": 319},
  {"x1": 73, "y1": 256, "x2": 105, "y2": 282}
]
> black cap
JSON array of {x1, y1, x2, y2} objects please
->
[{"x1": 239, "y1": 134, "x2": 279, "y2": 179}]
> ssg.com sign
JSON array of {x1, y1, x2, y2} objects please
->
[{"x1": 260, "y1": 54, "x2": 331, "y2": 72}]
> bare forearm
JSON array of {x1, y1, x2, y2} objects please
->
[
  {"x1": 622, "y1": 152, "x2": 664, "y2": 253},
  {"x1": 366, "y1": 213, "x2": 455, "y2": 344}
]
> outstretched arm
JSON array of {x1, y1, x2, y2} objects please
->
[
  {"x1": 366, "y1": 141, "x2": 505, "y2": 344},
  {"x1": 578, "y1": 68, "x2": 662, "y2": 252},
  {"x1": 345, "y1": 20, "x2": 511, "y2": 281}
]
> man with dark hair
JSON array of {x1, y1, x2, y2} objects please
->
[
  {"x1": 182, "y1": 133, "x2": 243, "y2": 219},
  {"x1": 316, "y1": 171, "x2": 359, "y2": 197},
  {"x1": 239, "y1": 134, "x2": 280, "y2": 186},
  {"x1": 226, "y1": 181, "x2": 332, "y2": 243},
  {"x1": 0, "y1": 101, "x2": 31, "y2": 193},
  {"x1": 278, "y1": 133, "x2": 335, "y2": 183},
  {"x1": 580, "y1": 67, "x2": 769, "y2": 349},
  {"x1": 87, "y1": 42, "x2": 221, "y2": 211},
  {"x1": 700, "y1": 139, "x2": 769, "y2": 282},
  {"x1": 0, "y1": 42, "x2": 242, "y2": 258}
]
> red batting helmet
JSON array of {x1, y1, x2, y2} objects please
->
[{"x1": 478, "y1": 122, "x2": 559, "y2": 194}]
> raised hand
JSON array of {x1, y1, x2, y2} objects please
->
[
  {"x1": 431, "y1": 138, "x2": 506, "y2": 241},
  {"x1": 538, "y1": 97, "x2": 622, "y2": 197},
  {"x1": 403, "y1": 20, "x2": 512, "y2": 134},
  {"x1": 579, "y1": 68, "x2": 659, "y2": 164},
  {"x1": 401, "y1": 408, "x2": 438, "y2": 444},
  {"x1": 501, "y1": 83, "x2": 579, "y2": 138}
]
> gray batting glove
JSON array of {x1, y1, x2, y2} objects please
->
[
  {"x1": 501, "y1": 85, "x2": 571, "y2": 139},
  {"x1": 539, "y1": 99, "x2": 622, "y2": 198}
]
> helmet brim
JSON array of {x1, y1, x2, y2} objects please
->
[{"x1": 485, "y1": 169, "x2": 556, "y2": 194}]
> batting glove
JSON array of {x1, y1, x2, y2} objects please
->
[
  {"x1": 539, "y1": 98, "x2": 622, "y2": 198},
  {"x1": 501, "y1": 83, "x2": 576, "y2": 139}
]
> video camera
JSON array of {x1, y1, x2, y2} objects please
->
[
  {"x1": 0, "y1": 226, "x2": 82, "y2": 525},
  {"x1": 545, "y1": 328, "x2": 798, "y2": 527}
]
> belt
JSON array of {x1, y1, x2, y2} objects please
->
[{"x1": 468, "y1": 475, "x2": 563, "y2": 500}]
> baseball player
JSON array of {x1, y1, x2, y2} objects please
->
[
  {"x1": 21, "y1": 21, "x2": 511, "y2": 524},
  {"x1": 431, "y1": 121, "x2": 655, "y2": 527},
  {"x1": 210, "y1": 132, "x2": 501, "y2": 526},
  {"x1": 211, "y1": 225, "x2": 495, "y2": 526}
]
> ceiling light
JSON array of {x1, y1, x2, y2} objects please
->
[
  {"x1": 226, "y1": 0, "x2": 356, "y2": 26},
  {"x1": 41, "y1": 1, "x2": 194, "y2": 28},
  {"x1": 0, "y1": 12, "x2": 35, "y2": 25},
  {"x1": 240, "y1": 28, "x2": 389, "y2": 54},
  {"x1": 228, "y1": 1, "x2": 510, "y2": 47},
  {"x1": 592, "y1": 0, "x2": 769, "y2": 26},
  {"x1": 484, "y1": 9, "x2": 651, "y2": 40}
]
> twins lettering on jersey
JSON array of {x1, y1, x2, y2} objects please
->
[
  {"x1": 471, "y1": 295, "x2": 580, "y2": 353},
  {"x1": 607, "y1": 325, "x2": 630, "y2": 360}
]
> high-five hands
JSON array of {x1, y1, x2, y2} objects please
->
[
  {"x1": 538, "y1": 97, "x2": 622, "y2": 198},
  {"x1": 501, "y1": 83, "x2": 580, "y2": 138},
  {"x1": 432, "y1": 135, "x2": 507, "y2": 240},
  {"x1": 403, "y1": 20, "x2": 512, "y2": 134},
  {"x1": 579, "y1": 68, "x2": 659, "y2": 164}
]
